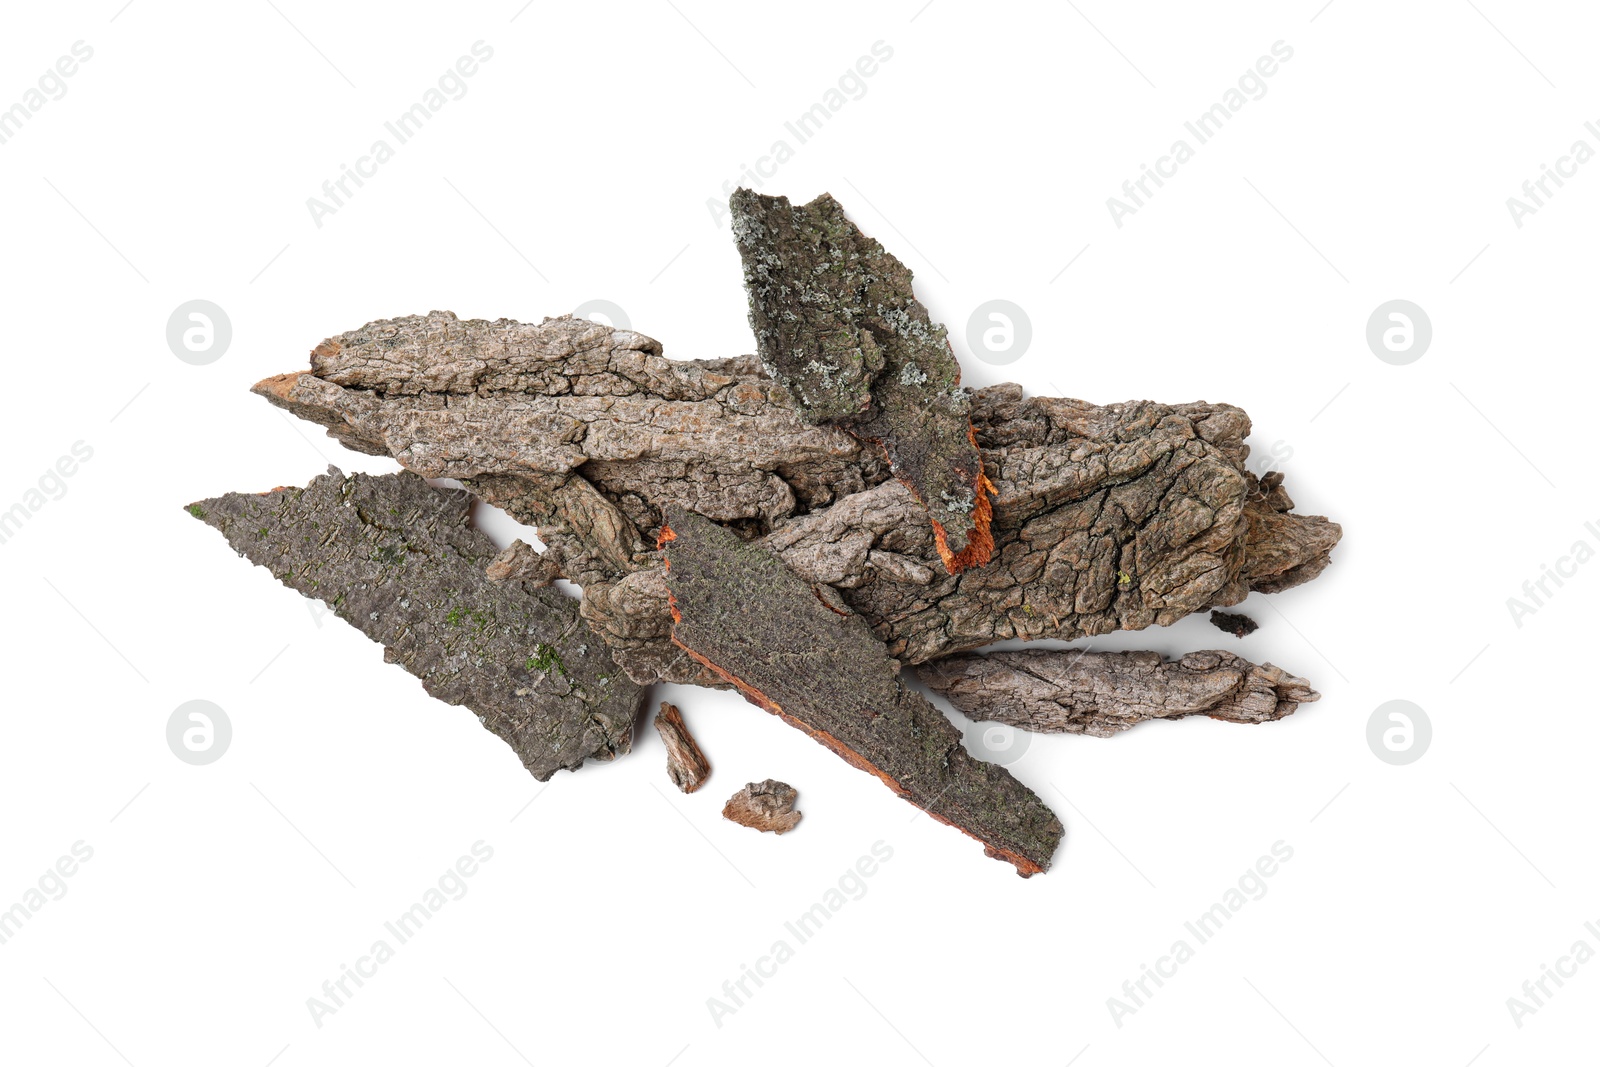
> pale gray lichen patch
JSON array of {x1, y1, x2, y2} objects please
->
[{"x1": 939, "y1": 487, "x2": 975, "y2": 514}]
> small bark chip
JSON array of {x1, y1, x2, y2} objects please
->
[
  {"x1": 722, "y1": 780, "x2": 802, "y2": 835},
  {"x1": 654, "y1": 701, "x2": 711, "y2": 793},
  {"x1": 1209, "y1": 610, "x2": 1259, "y2": 638}
]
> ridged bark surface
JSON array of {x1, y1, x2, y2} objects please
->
[{"x1": 919, "y1": 649, "x2": 1317, "y2": 737}]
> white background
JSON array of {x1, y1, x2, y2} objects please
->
[{"x1": 1, "y1": 2, "x2": 1595, "y2": 1064}]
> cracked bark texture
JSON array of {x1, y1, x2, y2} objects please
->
[
  {"x1": 654, "y1": 701, "x2": 711, "y2": 793},
  {"x1": 918, "y1": 649, "x2": 1317, "y2": 737},
  {"x1": 254, "y1": 315, "x2": 1339, "y2": 686},
  {"x1": 722, "y1": 780, "x2": 802, "y2": 834},
  {"x1": 729, "y1": 189, "x2": 992, "y2": 572},
  {"x1": 187, "y1": 467, "x2": 644, "y2": 781},
  {"x1": 660, "y1": 505, "x2": 1062, "y2": 876}
]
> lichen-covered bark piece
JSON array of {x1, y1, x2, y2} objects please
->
[
  {"x1": 730, "y1": 189, "x2": 992, "y2": 572},
  {"x1": 660, "y1": 505, "x2": 1062, "y2": 876},
  {"x1": 918, "y1": 649, "x2": 1317, "y2": 738},
  {"x1": 186, "y1": 467, "x2": 644, "y2": 781},
  {"x1": 654, "y1": 701, "x2": 711, "y2": 793},
  {"x1": 1209, "y1": 610, "x2": 1259, "y2": 638},
  {"x1": 722, "y1": 780, "x2": 801, "y2": 835}
]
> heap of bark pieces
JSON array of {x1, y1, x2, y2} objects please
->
[{"x1": 199, "y1": 186, "x2": 1341, "y2": 876}]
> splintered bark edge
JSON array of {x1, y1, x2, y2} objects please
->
[{"x1": 930, "y1": 470, "x2": 996, "y2": 575}]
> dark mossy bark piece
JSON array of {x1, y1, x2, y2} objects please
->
[
  {"x1": 918, "y1": 649, "x2": 1316, "y2": 738},
  {"x1": 729, "y1": 189, "x2": 993, "y2": 573},
  {"x1": 722, "y1": 780, "x2": 802, "y2": 835},
  {"x1": 654, "y1": 701, "x2": 711, "y2": 793},
  {"x1": 1209, "y1": 610, "x2": 1259, "y2": 638},
  {"x1": 660, "y1": 505, "x2": 1062, "y2": 876},
  {"x1": 187, "y1": 467, "x2": 644, "y2": 781}
]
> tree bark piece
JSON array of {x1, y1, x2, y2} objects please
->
[
  {"x1": 1209, "y1": 610, "x2": 1258, "y2": 638},
  {"x1": 660, "y1": 505, "x2": 1063, "y2": 876},
  {"x1": 654, "y1": 701, "x2": 711, "y2": 793},
  {"x1": 730, "y1": 189, "x2": 993, "y2": 572},
  {"x1": 187, "y1": 467, "x2": 645, "y2": 781},
  {"x1": 722, "y1": 780, "x2": 802, "y2": 835},
  {"x1": 918, "y1": 649, "x2": 1317, "y2": 738}
]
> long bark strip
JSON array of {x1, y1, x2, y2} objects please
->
[
  {"x1": 188, "y1": 467, "x2": 644, "y2": 781},
  {"x1": 659, "y1": 505, "x2": 1062, "y2": 876},
  {"x1": 918, "y1": 649, "x2": 1317, "y2": 737},
  {"x1": 730, "y1": 189, "x2": 993, "y2": 572}
]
